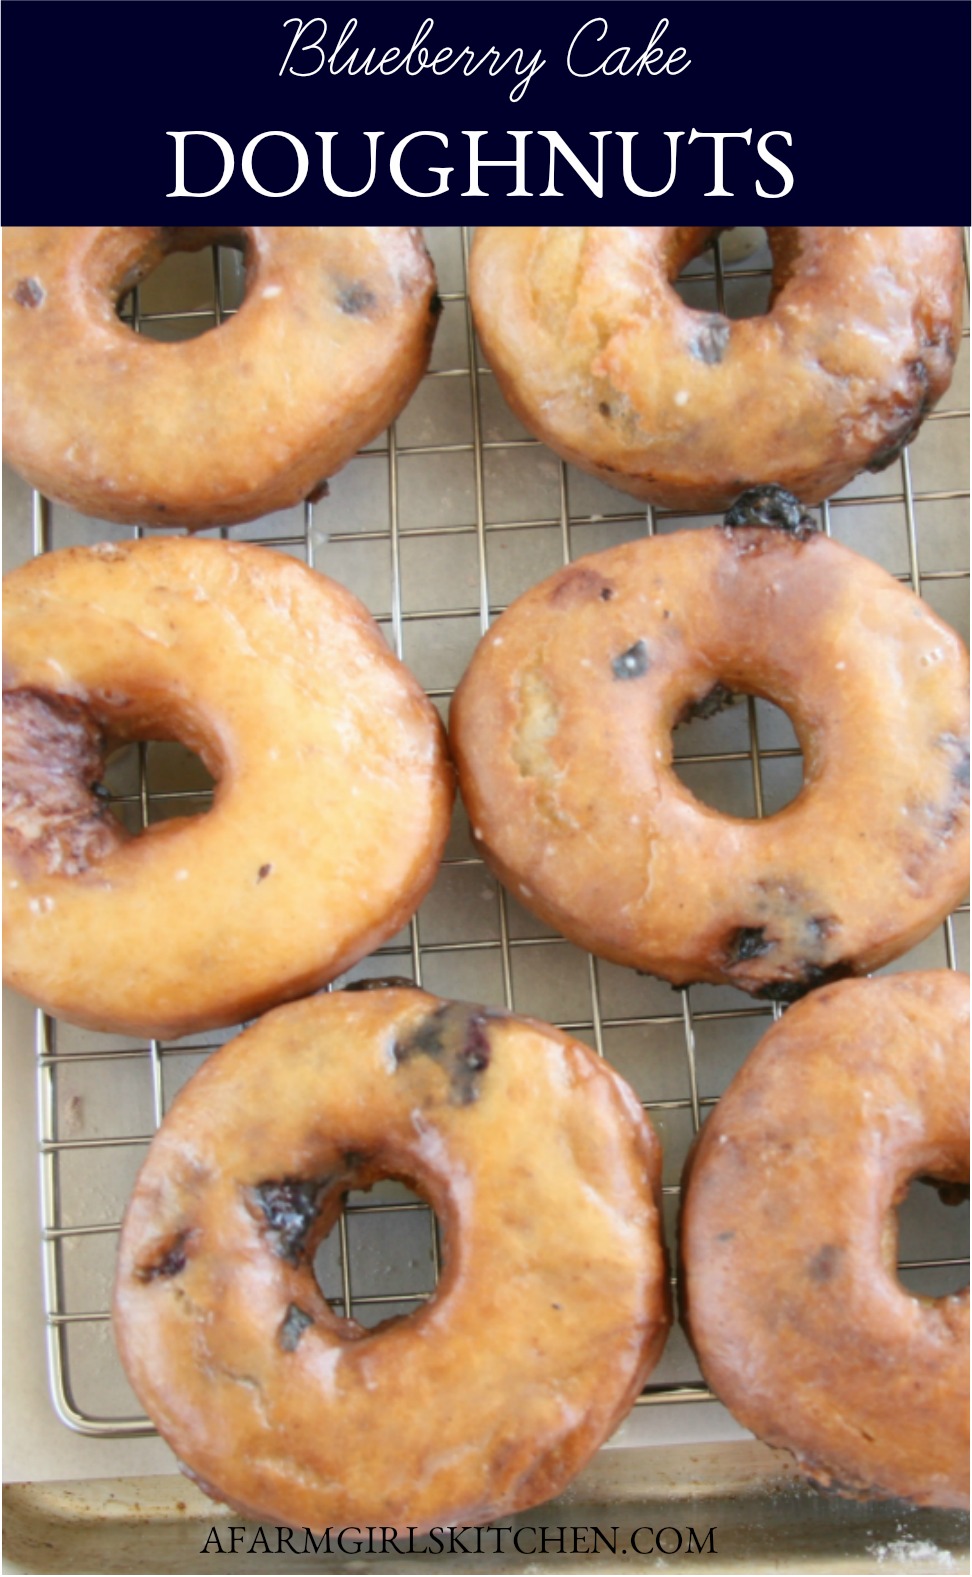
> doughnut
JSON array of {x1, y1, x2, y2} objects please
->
[
  {"x1": 2, "y1": 538, "x2": 453, "y2": 1038},
  {"x1": 2, "y1": 226, "x2": 439, "y2": 528},
  {"x1": 113, "y1": 987, "x2": 671, "y2": 1532},
  {"x1": 470, "y1": 226, "x2": 964, "y2": 510},
  {"x1": 449, "y1": 488, "x2": 970, "y2": 1001},
  {"x1": 680, "y1": 971, "x2": 970, "y2": 1509}
]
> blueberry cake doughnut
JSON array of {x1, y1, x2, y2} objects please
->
[
  {"x1": 3, "y1": 226, "x2": 439, "y2": 528},
  {"x1": 450, "y1": 489, "x2": 969, "y2": 1001},
  {"x1": 681, "y1": 971, "x2": 969, "y2": 1509},
  {"x1": 3, "y1": 538, "x2": 453, "y2": 1037},
  {"x1": 114, "y1": 988, "x2": 671, "y2": 1531},
  {"x1": 470, "y1": 226, "x2": 963, "y2": 510}
]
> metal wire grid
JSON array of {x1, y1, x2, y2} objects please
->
[{"x1": 24, "y1": 226, "x2": 970, "y2": 1439}]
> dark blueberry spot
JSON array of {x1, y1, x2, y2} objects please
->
[
  {"x1": 922, "y1": 1177, "x2": 970, "y2": 1207},
  {"x1": 91, "y1": 781, "x2": 112, "y2": 802},
  {"x1": 345, "y1": 976, "x2": 416, "y2": 992},
  {"x1": 599, "y1": 586, "x2": 615, "y2": 601},
  {"x1": 692, "y1": 317, "x2": 730, "y2": 365},
  {"x1": 724, "y1": 486, "x2": 817, "y2": 540},
  {"x1": 913, "y1": 738, "x2": 969, "y2": 846},
  {"x1": 278, "y1": 1303, "x2": 315, "y2": 1352},
  {"x1": 251, "y1": 1178, "x2": 328, "y2": 1263},
  {"x1": 429, "y1": 291, "x2": 443, "y2": 318},
  {"x1": 939, "y1": 733, "x2": 971, "y2": 791},
  {"x1": 716, "y1": 1230, "x2": 735, "y2": 1243},
  {"x1": 598, "y1": 401, "x2": 611, "y2": 418},
  {"x1": 920, "y1": 323, "x2": 952, "y2": 355},
  {"x1": 306, "y1": 479, "x2": 330, "y2": 503},
  {"x1": 808, "y1": 1244, "x2": 841, "y2": 1283},
  {"x1": 677, "y1": 682, "x2": 737, "y2": 726},
  {"x1": 923, "y1": 798, "x2": 962, "y2": 844},
  {"x1": 551, "y1": 567, "x2": 614, "y2": 607},
  {"x1": 257, "y1": 863, "x2": 272, "y2": 882},
  {"x1": 726, "y1": 926, "x2": 773, "y2": 965},
  {"x1": 865, "y1": 401, "x2": 931, "y2": 474},
  {"x1": 806, "y1": 915, "x2": 836, "y2": 945},
  {"x1": 393, "y1": 1002, "x2": 494, "y2": 1105},
  {"x1": 612, "y1": 640, "x2": 651, "y2": 681},
  {"x1": 463, "y1": 1025, "x2": 491, "y2": 1072},
  {"x1": 759, "y1": 977, "x2": 810, "y2": 1005},
  {"x1": 14, "y1": 277, "x2": 44, "y2": 309},
  {"x1": 866, "y1": 437, "x2": 906, "y2": 473},
  {"x1": 138, "y1": 1231, "x2": 189, "y2": 1282},
  {"x1": 908, "y1": 357, "x2": 929, "y2": 390},
  {"x1": 338, "y1": 282, "x2": 378, "y2": 317},
  {"x1": 757, "y1": 959, "x2": 855, "y2": 1003}
]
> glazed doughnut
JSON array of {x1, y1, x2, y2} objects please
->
[
  {"x1": 2, "y1": 226, "x2": 438, "y2": 528},
  {"x1": 470, "y1": 226, "x2": 964, "y2": 510},
  {"x1": 2, "y1": 538, "x2": 452, "y2": 1038},
  {"x1": 114, "y1": 987, "x2": 671, "y2": 1532},
  {"x1": 450, "y1": 489, "x2": 970, "y2": 1001},
  {"x1": 680, "y1": 971, "x2": 970, "y2": 1509}
]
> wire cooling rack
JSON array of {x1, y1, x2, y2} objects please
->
[{"x1": 18, "y1": 226, "x2": 971, "y2": 1439}]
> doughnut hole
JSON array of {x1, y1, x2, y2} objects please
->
[
  {"x1": 252, "y1": 1156, "x2": 447, "y2": 1338},
  {"x1": 674, "y1": 227, "x2": 774, "y2": 322},
  {"x1": 116, "y1": 231, "x2": 248, "y2": 343},
  {"x1": 720, "y1": 228, "x2": 774, "y2": 319},
  {"x1": 314, "y1": 1178, "x2": 441, "y2": 1332},
  {"x1": 104, "y1": 740, "x2": 216, "y2": 834},
  {"x1": 671, "y1": 688, "x2": 804, "y2": 819},
  {"x1": 893, "y1": 1174, "x2": 970, "y2": 1300}
]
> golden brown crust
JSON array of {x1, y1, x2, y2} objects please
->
[
  {"x1": 2, "y1": 539, "x2": 453, "y2": 1037},
  {"x1": 449, "y1": 519, "x2": 970, "y2": 999},
  {"x1": 470, "y1": 227, "x2": 964, "y2": 509},
  {"x1": 114, "y1": 988, "x2": 671, "y2": 1532},
  {"x1": 679, "y1": 971, "x2": 970, "y2": 1509},
  {"x1": 2, "y1": 226, "x2": 438, "y2": 528}
]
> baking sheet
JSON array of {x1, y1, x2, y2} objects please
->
[{"x1": 2, "y1": 226, "x2": 969, "y2": 1550}]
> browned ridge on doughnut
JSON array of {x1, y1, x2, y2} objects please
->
[
  {"x1": 114, "y1": 988, "x2": 671, "y2": 1533},
  {"x1": 470, "y1": 227, "x2": 964, "y2": 510},
  {"x1": 449, "y1": 490, "x2": 970, "y2": 1000},
  {"x1": 680, "y1": 971, "x2": 970, "y2": 1510},
  {"x1": 2, "y1": 538, "x2": 453, "y2": 1038},
  {"x1": 2, "y1": 226, "x2": 439, "y2": 528}
]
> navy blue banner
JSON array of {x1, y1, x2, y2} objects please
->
[{"x1": 1, "y1": 0, "x2": 969, "y2": 222}]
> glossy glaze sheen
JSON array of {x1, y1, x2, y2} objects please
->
[
  {"x1": 2, "y1": 540, "x2": 453, "y2": 1037},
  {"x1": 470, "y1": 227, "x2": 964, "y2": 509},
  {"x1": 114, "y1": 989, "x2": 671, "y2": 1532},
  {"x1": 2, "y1": 226, "x2": 438, "y2": 528},
  {"x1": 449, "y1": 526, "x2": 970, "y2": 998},
  {"x1": 680, "y1": 971, "x2": 970, "y2": 1509}
]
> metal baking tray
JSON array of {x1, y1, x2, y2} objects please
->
[{"x1": 2, "y1": 226, "x2": 969, "y2": 1572}]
